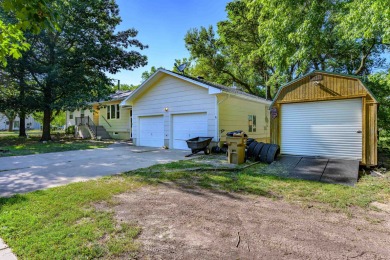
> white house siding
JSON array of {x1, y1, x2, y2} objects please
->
[
  {"x1": 132, "y1": 75, "x2": 217, "y2": 148},
  {"x1": 0, "y1": 114, "x2": 41, "y2": 130},
  {"x1": 218, "y1": 94, "x2": 271, "y2": 143}
]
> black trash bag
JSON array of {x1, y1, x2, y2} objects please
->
[{"x1": 226, "y1": 130, "x2": 248, "y2": 137}]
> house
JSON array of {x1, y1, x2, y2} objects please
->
[
  {"x1": 66, "y1": 90, "x2": 133, "y2": 139},
  {"x1": 0, "y1": 113, "x2": 41, "y2": 131},
  {"x1": 270, "y1": 71, "x2": 378, "y2": 166},
  {"x1": 120, "y1": 69, "x2": 271, "y2": 149}
]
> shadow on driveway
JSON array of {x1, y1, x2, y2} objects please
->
[{"x1": 0, "y1": 145, "x2": 189, "y2": 197}]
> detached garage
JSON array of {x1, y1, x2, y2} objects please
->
[
  {"x1": 120, "y1": 69, "x2": 271, "y2": 150},
  {"x1": 270, "y1": 71, "x2": 378, "y2": 166}
]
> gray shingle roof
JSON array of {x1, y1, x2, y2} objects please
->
[
  {"x1": 98, "y1": 90, "x2": 133, "y2": 103},
  {"x1": 163, "y1": 69, "x2": 270, "y2": 102}
]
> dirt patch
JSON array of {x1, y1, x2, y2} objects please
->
[{"x1": 110, "y1": 184, "x2": 390, "y2": 259}]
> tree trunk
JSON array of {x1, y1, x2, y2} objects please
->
[
  {"x1": 8, "y1": 119, "x2": 14, "y2": 132},
  {"x1": 266, "y1": 86, "x2": 272, "y2": 100},
  {"x1": 41, "y1": 108, "x2": 52, "y2": 141},
  {"x1": 19, "y1": 110, "x2": 27, "y2": 137},
  {"x1": 19, "y1": 71, "x2": 27, "y2": 137}
]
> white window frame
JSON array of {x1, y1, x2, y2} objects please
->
[
  {"x1": 248, "y1": 115, "x2": 256, "y2": 133},
  {"x1": 107, "y1": 104, "x2": 120, "y2": 120}
]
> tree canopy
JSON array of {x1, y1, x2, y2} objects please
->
[
  {"x1": 1, "y1": 0, "x2": 148, "y2": 140},
  {"x1": 368, "y1": 70, "x2": 390, "y2": 132},
  {"x1": 0, "y1": 0, "x2": 58, "y2": 66},
  {"x1": 182, "y1": 0, "x2": 389, "y2": 99}
]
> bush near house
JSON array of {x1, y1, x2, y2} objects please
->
[{"x1": 65, "y1": 125, "x2": 75, "y2": 135}]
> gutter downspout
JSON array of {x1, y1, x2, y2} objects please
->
[{"x1": 216, "y1": 93, "x2": 230, "y2": 145}]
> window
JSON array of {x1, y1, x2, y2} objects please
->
[
  {"x1": 107, "y1": 104, "x2": 120, "y2": 119},
  {"x1": 80, "y1": 109, "x2": 85, "y2": 118},
  {"x1": 69, "y1": 112, "x2": 73, "y2": 119},
  {"x1": 14, "y1": 121, "x2": 20, "y2": 128},
  {"x1": 248, "y1": 115, "x2": 256, "y2": 132}
]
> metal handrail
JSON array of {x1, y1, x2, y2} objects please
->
[
  {"x1": 75, "y1": 116, "x2": 98, "y2": 137},
  {"x1": 101, "y1": 115, "x2": 112, "y2": 127}
]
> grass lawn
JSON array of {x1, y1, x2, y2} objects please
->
[
  {"x1": 0, "y1": 158, "x2": 389, "y2": 259},
  {"x1": 0, "y1": 130, "x2": 112, "y2": 157}
]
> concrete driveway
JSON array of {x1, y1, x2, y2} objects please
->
[{"x1": 0, "y1": 143, "x2": 189, "y2": 197}]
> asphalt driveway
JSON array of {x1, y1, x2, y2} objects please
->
[{"x1": 0, "y1": 143, "x2": 189, "y2": 197}]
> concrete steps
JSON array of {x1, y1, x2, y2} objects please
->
[{"x1": 95, "y1": 125, "x2": 111, "y2": 139}]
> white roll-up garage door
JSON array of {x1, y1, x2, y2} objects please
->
[
  {"x1": 172, "y1": 113, "x2": 208, "y2": 149},
  {"x1": 139, "y1": 116, "x2": 164, "y2": 147},
  {"x1": 281, "y1": 99, "x2": 362, "y2": 160}
]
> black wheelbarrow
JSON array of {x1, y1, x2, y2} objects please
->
[{"x1": 185, "y1": 137, "x2": 213, "y2": 157}]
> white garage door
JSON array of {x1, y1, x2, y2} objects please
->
[
  {"x1": 172, "y1": 113, "x2": 208, "y2": 149},
  {"x1": 281, "y1": 99, "x2": 362, "y2": 160},
  {"x1": 139, "y1": 116, "x2": 164, "y2": 147}
]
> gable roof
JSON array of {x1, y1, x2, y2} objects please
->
[
  {"x1": 120, "y1": 69, "x2": 271, "y2": 106},
  {"x1": 270, "y1": 70, "x2": 378, "y2": 107}
]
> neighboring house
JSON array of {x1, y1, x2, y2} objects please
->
[
  {"x1": 270, "y1": 71, "x2": 378, "y2": 166},
  {"x1": 0, "y1": 113, "x2": 41, "y2": 131},
  {"x1": 66, "y1": 90, "x2": 132, "y2": 139},
  {"x1": 120, "y1": 69, "x2": 271, "y2": 149}
]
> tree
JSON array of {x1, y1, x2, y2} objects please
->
[
  {"x1": 0, "y1": 69, "x2": 20, "y2": 132},
  {"x1": 367, "y1": 71, "x2": 390, "y2": 132},
  {"x1": 118, "y1": 83, "x2": 138, "y2": 91},
  {"x1": 0, "y1": 110, "x2": 16, "y2": 131},
  {"x1": 2, "y1": 52, "x2": 39, "y2": 137},
  {"x1": 141, "y1": 66, "x2": 160, "y2": 82},
  {"x1": 33, "y1": 111, "x2": 66, "y2": 129},
  {"x1": 184, "y1": 25, "x2": 266, "y2": 96},
  {"x1": 0, "y1": 0, "x2": 58, "y2": 66},
  {"x1": 252, "y1": 0, "x2": 388, "y2": 77},
  {"x1": 183, "y1": 0, "x2": 389, "y2": 99},
  {"x1": 15, "y1": 0, "x2": 147, "y2": 141}
]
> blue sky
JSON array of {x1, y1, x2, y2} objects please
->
[
  {"x1": 110, "y1": 0, "x2": 230, "y2": 86},
  {"x1": 110, "y1": 0, "x2": 389, "y2": 86}
]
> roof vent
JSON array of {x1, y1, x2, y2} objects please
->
[
  {"x1": 310, "y1": 74, "x2": 323, "y2": 86},
  {"x1": 197, "y1": 76, "x2": 204, "y2": 80}
]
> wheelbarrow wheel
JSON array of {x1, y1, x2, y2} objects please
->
[{"x1": 204, "y1": 147, "x2": 210, "y2": 155}]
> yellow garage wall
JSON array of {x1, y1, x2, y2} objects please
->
[
  {"x1": 98, "y1": 100, "x2": 131, "y2": 139},
  {"x1": 218, "y1": 94, "x2": 271, "y2": 143}
]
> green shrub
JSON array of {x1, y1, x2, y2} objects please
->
[{"x1": 65, "y1": 125, "x2": 75, "y2": 135}]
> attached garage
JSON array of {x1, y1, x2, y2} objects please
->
[
  {"x1": 270, "y1": 71, "x2": 378, "y2": 166},
  {"x1": 172, "y1": 113, "x2": 208, "y2": 150},
  {"x1": 120, "y1": 69, "x2": 271, "y2": 149},
  {"x1": 139, "y1": 116, "x2": 164, "y2": 147}
]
